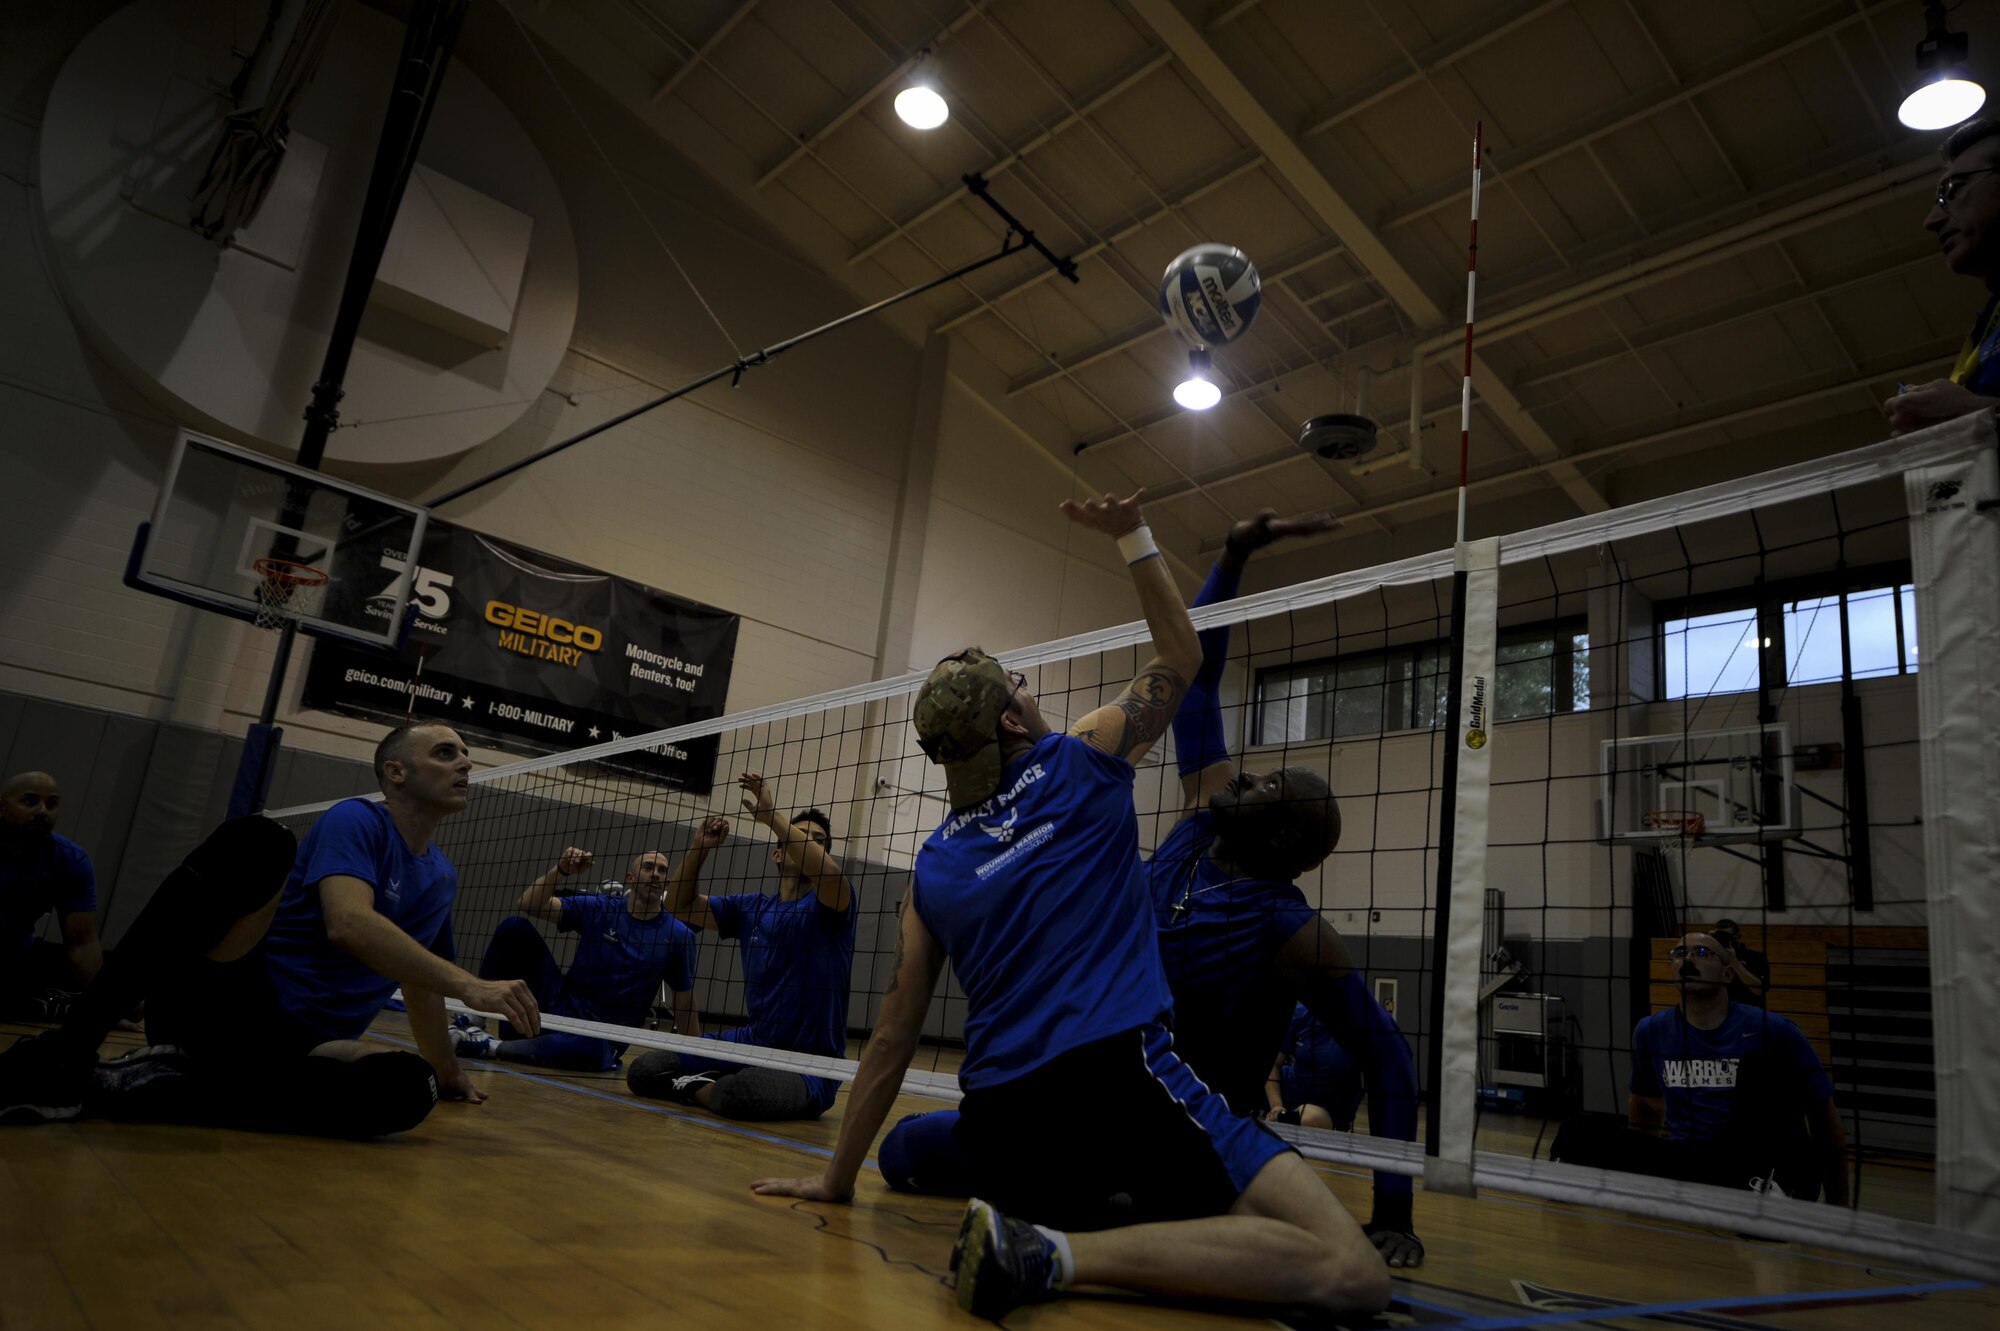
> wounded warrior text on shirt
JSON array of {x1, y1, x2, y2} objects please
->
[{"x1": 1661, "y1": 1057, "x2": 1740, "y2": 1089}]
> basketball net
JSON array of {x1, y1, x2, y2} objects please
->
[
  {"x1": 251, "y1": 557, "x2": 329, "y2": 632},
  {"x1": 1643, "y1": 808, "x2": 1704, "y2": 902}
]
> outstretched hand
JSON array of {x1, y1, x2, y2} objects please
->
[
  {"x1": 694, "y1": 815, "x2": 730, "y2": 850},
  {"x1": 555, "y1": 846, "x2": 594, "y2": 877},
  {"x1": 738, "y1": 772, "x2": 776, "y2": 825},
  {"x1": 1223, "y1": 508, "x2": 1337, "y2": 564},
  {"x1": 750, "y1": 1174, "x2": 852, "y2": 1203},
  {"x1": 1058, "y1": 488, "x2": 1147, "y2": 537},
  {"x1": 1365, "y1": 1224, "x2": 1424, "y2": 1269}
]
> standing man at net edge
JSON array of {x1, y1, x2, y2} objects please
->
[
  {"x1": 0, "y1": 723, "x2": 540, "y2": 1135},
  {"x1": 1886, "y1": 117, "x2": 2000, "y2": 434},
  {"x1": 451, "y1": 847, "x2": 699, "y2": 1070},
  {"x1": 626, "y1": 773, "x2": 855, "y2": 1121},
  {"x1": 751, "y1": 491, "x2": 1390, "y2": 1321},
  {"x1": 877, "y1": 510, "x2": 1425, "y2": 1269}
]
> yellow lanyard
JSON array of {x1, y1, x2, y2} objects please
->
[{"x1": 1951, "y1": 296, "x2": 1999, "y2": 385}]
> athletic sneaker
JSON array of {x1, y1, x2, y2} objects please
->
[
  {"x1": 952, "y1": 1198, "x2": 1059, "y2": 1318},
  {"x1": 667, "y1": 1072, "x2": 716, "y2": 1104},
  {"x1": 0, "y1": 1033, "x2": 94, "y2": 1124},
  {"x1": 450, "y1": 1013, "x2": 486, "y2": 1033},
  {"x1": 88, "y1": 1045, "x2": 198, "y2": 1121},
  {"x1": 451, "y1": 1026, "x2": 500, "y2": 1059}
]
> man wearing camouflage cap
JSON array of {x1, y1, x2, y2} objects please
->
[{"x1": 752, "y1": 491, "x2": 1389, "y2": 1322}]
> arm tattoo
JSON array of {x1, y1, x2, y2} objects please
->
[{"x1": 1111, "y1": 666, "x2": 1186, "y2": 758}]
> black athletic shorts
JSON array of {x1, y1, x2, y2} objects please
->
[
  {"x1": 952, "y1": 1023, "x2": 1291, "y2": 1231},
  {"x1": 146, "y1": 947, "x2": 334, "y2": 1067}
]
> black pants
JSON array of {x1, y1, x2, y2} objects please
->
[{"x1": 1549, "y1": 1112, "x2": 1822, "y2": 1200}]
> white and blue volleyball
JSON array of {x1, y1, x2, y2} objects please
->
[{"x1": 1158, "y1": 244, "x2": 1262, "y2": 347}]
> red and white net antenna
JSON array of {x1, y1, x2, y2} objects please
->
[{"x1": 1457, "y1": 120, "x2": 1482, "y2": 545}]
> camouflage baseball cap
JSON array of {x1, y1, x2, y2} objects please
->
[{"x1": 913, "y1": 648, "x2": 1016, "y2": 810}]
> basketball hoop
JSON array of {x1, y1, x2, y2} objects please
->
[
  {"x1": 251, "y1": 556, "x2": 330, "y2": 631},
  {"x1": 1642, "y1": 808, "x2": 1705, "y2": 839}
]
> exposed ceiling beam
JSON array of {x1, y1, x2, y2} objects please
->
[
  {"x1": 1207, "y1": 0, "x2": 1266, "y2": 28},
  {"x1": 1297, "y1": 0, "x2": 1569, "y2": 140},
  {"x1": 1127, "y1": 0, "x2": 1610, "y2": 515},
  {"x1": 753, "y1": 0, "x2": 988, "y2": 187},
  {"x1": 1377, "y1": 0, "x2": 1902, "y2": 234},
  {"x1": 931, "y1": 150, "x2": 1270, "y2": 332},
  {"x1": 647, "y1": 0, "x2": 758, "y2": 104},
  {"x1": 1419, "y1": 152, "x2": 1937, "y2": 355},
  {"x1": 848, "y1": 48, "x2": 1174, "y2": 264},
  {"x1": 1513, "y1": 248, "x2": 1938, "y2": 391}
]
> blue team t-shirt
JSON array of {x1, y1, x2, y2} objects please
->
[
  {"x1": 260, "y1": 798, "x2": 458, "y2": 1043},
  {"x1": 709, "y1": 889, "x2": 855, "y2": 1060},
  {"x1": 2, "y1": 832, "x2": 96, "y2": 956},
  {"x1": 1149, "y1": 809, "x2": 1318, "y2": 1107},
  {"x1": 913, "y1": 732, "x2": 1174, "y2": 1090},
  {"x1": 1278, "y1": 1003, "x2": 1365, "y2": 1127},
  {"x1": 1631, "y1": 1004, "x2": 1834, "y2": 1143},
  {"x1": 555, "y1": 893, "x2": 698, "y2": 1027}
]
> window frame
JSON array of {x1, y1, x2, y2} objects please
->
[{"x1": 1653, "y1": 561, "x2": 1916, "y2": 701}]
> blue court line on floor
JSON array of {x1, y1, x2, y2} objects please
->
[{"x1": 1437, "y1": 1278, "x2": 1980, "y2": 1330}]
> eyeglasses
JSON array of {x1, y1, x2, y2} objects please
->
[
  {"x1": 1007, "y1": 670, "x2": 1028, "y2": 691},
  {"x1": 1937, "y1": 168, "x2": 2000, "y2": 207},
  {"x1": 1668, "y1": 944, "x2": 1718, "y2": 961}
]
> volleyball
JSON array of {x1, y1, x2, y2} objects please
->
[{"x1": 1158, "y1": 244, "x2": 1261, "y2": 347}]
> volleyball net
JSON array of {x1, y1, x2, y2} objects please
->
[{"x1": 267, "y1": 411, "x2": 2000, "y2": 1280}]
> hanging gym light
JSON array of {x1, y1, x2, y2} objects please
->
[
  {"x1": 895, "y1": 49, "x2": 949, "y2": 130},
  {"x1": 1173, "y1": 347, "x2": 1222, "y2": 411},
  {"x1": 1899, "y1": 1, "x2": 1986, "y2": 131}
]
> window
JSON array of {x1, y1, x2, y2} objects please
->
[
  {"x1": 1661, "y1": 583, "x2": 1917, "y2": 699},
  {"x1": 1255, "y1": 620, "x2": 1587, "y2": 744}
]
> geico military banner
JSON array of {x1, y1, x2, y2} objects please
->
[{"x1": 302, "y1": 522, "x2": 737, "y2": 791}]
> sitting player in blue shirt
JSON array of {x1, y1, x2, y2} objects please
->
[
  {"x1": 0, "y1": 771, "x2": 104, "y2": 1016},
  {"x1": 0, "y1": 724, "x2": 541, "y2": 1138},
  {"x1": 627, "y1": 772, "x2": 855, "y2": 1121},
  {"x1": 1551, "y1": 931, "x2": 1849, "y2": 1203},
  {"x1": 451, "y1": 845, "x2": 699, "y2": 1070},
  {"x1": 751, "y1": 491, "x2": 1390, "y2": 1322},
  {"x1": 876, "y1": 510, "x2": 1424, "y2": 1267},
  {"x1": 1266, "y1": 1003, "x2": 1366, "y2": 1131}
]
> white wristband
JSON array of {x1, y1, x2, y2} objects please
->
[{"x1": 1117, "y1": 525, "x2": 1160, "y2": 565}]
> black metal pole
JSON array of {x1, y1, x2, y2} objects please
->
[
  {"x1": 238, "y1": 0, "x2": 466, "y2": 823},
  {"x1": 1424, "y1": 567, "x2": 1471, "y2": 1159}
]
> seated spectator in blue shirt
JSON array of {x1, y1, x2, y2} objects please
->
[
  {"x1": 1551, "y1": 932, "x2": 1849, "y2": 1204},
  {"x1": 0, "y1": 772, "x2": 102, "y2": 1015},
  {"x1": 452, "y1": 846, "x2": 699, "y2": 1070}
]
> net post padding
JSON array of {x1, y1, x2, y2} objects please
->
[
  {"x1": 1904, "y1": 420, "x2": 2000, "y2": 1241},
  {"x1": 251, "y1": 556, "x2": 329, "y2": 631}
]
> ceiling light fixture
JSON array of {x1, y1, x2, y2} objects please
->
[
  {"x1": 895, "y1": 50, "x2": 949, "y2": 130},
  {"x1": 1173, "y1": 347, "x2": 1222, "y2": 411},
  {"x1": 1898, "y1": 1, "x2": 1986, "y2": 131}
]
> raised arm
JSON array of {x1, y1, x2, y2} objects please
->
[
  {"x1": 1058, "y1": 490, "x2": 1200, "y2": 766},
  {"x1": 516, "y1": 846, "x2": 593, "y2": 923},
  {"x1": 1176, "y1": 510, "x2": 1338, "y2": 813},
  {"x1": 665, "y1": 816, "x2": 730, "y2": 930},
  {"x1": 751, "y1": 890, "x2": 946, "y2": 1202},
  {"x1": 740, "y1": 774, "x2": 851, "y2": 912}
]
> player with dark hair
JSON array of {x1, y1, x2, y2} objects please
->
[
  {"x1": 751, "y1": 491, "x2": 1389, "y2": 1322},
  {"x1": 451, "y1": 846, "x2": 699, "y2": 1070},
  {"x1": 0, "y1": 771, "x2": 103, "y2": 1017},
  {"x1": 1887, "y1": 116, "x2": 2000, "y2": 432},
  {"x1": 876, "y1": 510, "x2": 1424, "y2": 1267},
  {"x1": 1551, "y1": 931, "x2": 1848, "y2": 1203},
  {"x1": 0, "y1": 723, "x2": 538, "y2": 1137},
  {"x1": 628, "y1": 773, "x2": 854, "y2": 1121}
]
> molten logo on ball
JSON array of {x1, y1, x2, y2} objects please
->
[{"x1": 1159, "y1": 244, "x2": 1262, "y2": 348}]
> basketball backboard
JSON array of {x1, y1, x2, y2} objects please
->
[
  {"x1": 126, "y1": 430, "x2": 426, "y2": 648},
  {"x1": 1598, "y1": 723, "x2": 1799, "y2": 845}
]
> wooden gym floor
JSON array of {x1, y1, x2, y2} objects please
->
[{"x1": 2, "y1": 1017, "x2": 1991, "y2": 1331}]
